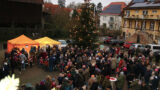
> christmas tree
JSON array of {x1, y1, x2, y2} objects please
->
[{"x1": 70, "y1": 1, "x2": 98, "y2": 49}]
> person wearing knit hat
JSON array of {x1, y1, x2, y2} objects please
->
[
  {"x1": 91, "y1": 75, "x2": 95, "y2": 78},
  {"x1": 155, "y1": 68, "x2": 159, "y2": 72},
  {"x1": 102, "y1": 75, "x2": 111, "y2": 90},
  {"x1": 82, "y1": 65, "x2": 86, "y2": 69},
  {"x1": 88, "y1": 74, "x2": 97, "y2": 90}
]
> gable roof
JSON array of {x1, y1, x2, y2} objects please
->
[
  {"x1": 43, "y1": 3, "x2": 60, "y2": 15},
  {"x1": 101, "y1": 2, "x2": 126, "y2": 15},
  {"x1": 8, "y1": 0, "x2": 43, "y2": 4},
  {"x1": 43, "y1": 3, "x2": 72, "y2": 15}
]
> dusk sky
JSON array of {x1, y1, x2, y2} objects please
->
[{"x1": 51, "y1": 0, "x2": 131, "y2": 7}]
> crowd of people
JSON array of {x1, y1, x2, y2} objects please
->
[{"x1": 0, "y1": 45, "x2": 160, "y2": 90}]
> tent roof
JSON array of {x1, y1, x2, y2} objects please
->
[
  {"x1": 8, "y1": 35, "x2": 39, "y2": 45},
  {"x1": 35, "y1": 37, "x2": 61, "y2": 45}
]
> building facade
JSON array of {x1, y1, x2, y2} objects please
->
[
  {"x1": 100, "y1": 2, "x2": 126, "y2": 30},
  {"x1": 0, "y1": 0, "x2": 43, "y2": 41},
  {"x1": 0, "y1": 0, "x2": 43, "y2": 28},
  {"x1": 122, "y1": 0, "x2": 160, "y2": 43}
]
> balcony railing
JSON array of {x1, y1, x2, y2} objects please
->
[{"x1": 124, "y1": 15, "x2": 160, "y2": 20}]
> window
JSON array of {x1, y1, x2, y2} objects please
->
[
  {"x1": 142, "y1": 21, "x2": 146, "y2": 30},
  {"x1": 25, "y1": 45, "x2": 28, "y2": 48},
  {"x1": 153, "y1": 46, "x2": 160, "y2": 50},
  {"x1": 124, "y1": 20, "x2": 127, "y2": 28},
  {"x1": 152, "y1": 10, "x2": 157, "y2": 13},
  {"x1": 110, "y1": 24, "x2": 113, "y2": 29},
  {"x1": 129, "y1": 21, "x2": 132, "y2": 28},
  {"x1": 146, "y1": 45, "x2": 151, "y2": 49},
  {"x1": 110, "y1": 17, "x2": 114, "y2": 21},
  {"x1": 159, "y1": 22, "x2": 160, "y2": 31},
  {"x1": 150, "y1": 21, "x2": 155, "y2": 30},
  {"x1": 135, "y1": 21, "x2": 138, "y2": 29},
  {"x1": 103, "y1": 23, "x2": 106, "y2": 28},
  {"x1": 143, "y1": 10, "x2": 148, "y2": 15},
  {"x1": 126, "y1": 10, "x2": 130, "y2": 17},
  {"x1": 128, "y1": 33, "x2": 131, "y2": 37},
  {"x1": 135, "y1": 10, "x2": 139, "y2": 13},
  {"x1": 103, "y1": 16, "x2": 106, "y2": 20},
  {"x1": 138, "y1": 45, "x2": 142, "y2": 48}
]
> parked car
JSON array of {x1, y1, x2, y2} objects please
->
[
  {"x1": 104, "y1": 37, "x2": 112, "y2": 44},
  {"x1": 130, "y1": 44, "x2": 146, "y2": 52},
  {"x1": 58, "y1": 40, "x2": 68, "y2": 48},
  {"x1": 109, "y1": 39, "x2": 119, "y2": 46},
  {"x1": 123, "y1": 42, "x2": 134, "y2": 49},
  {"x1": 66, "y1": 39, "x2": 73, "y2": 44},
  {"x1": 130, "y1": 44, "x2": 142, "y2": 49},
  {"x1": 117, "y1": 40, "x2": 125, "y2": 46},
  {"x1": 145, "y1": 44, "x2": 160, "y2": 53}
]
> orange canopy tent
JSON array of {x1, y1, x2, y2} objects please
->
[{"x1": 7, "y1": 35, "x2": 39, "y2": 53}]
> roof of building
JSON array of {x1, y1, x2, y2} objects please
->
[
  {"x1": 128, "y1": 2, "x2": 160, "y2": 9},
  {"x1": 43, "y1": 3, "x2": 72, "y2": 15},
  {"x1": 101, "y1": 2, "x2": 126, "y2": 15},
  {"x1": 8, "y1": 0, "x2": 43, "y2": 4},
  {"x1": 132, "y1": 0, "x2": 145, "y2": 3}
]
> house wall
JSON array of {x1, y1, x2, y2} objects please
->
[
  {"x1": 0, "y1": 0, "x2": 42, "y2": 27},
  {"x1": 122, "y1": 8, "x2": 160, "y2": 43},
  {"x1": 100, "y1": 14, "x2": 122, "y2": 30}
]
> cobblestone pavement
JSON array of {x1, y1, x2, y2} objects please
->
[{"x1": 14, "y1": 65, "x2": 59, "y2": 87}]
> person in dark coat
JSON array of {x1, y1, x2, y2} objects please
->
[
  {"x1": 144, "y1": 66, "x2": 152, "y2": 86},
  {"x1": 10, "y1": 56, "x2": 15, "y2": 74},
  {"x1": 75, "y1": 70, "x2": 85, "y2": 89},
  {"x1": 3, "y1": 62, "x2": 10, "y2": 77},
  {"x1": 58, "y1": 73, "x2": 64, "y2": 85},
  {"x1": 151, "y1": 72, "x2": 159, "y2": 90},
  {"x1": 49, "y1": 55, "x2": 55, "y2": 72},
  {"x1": 155, "y1": 52, "x2": 160, "y2": 65},
  {"x1": 90, "y1": 82, "x2": 98, "y2": 90},
  {"x1": 0, "y1": 65, "x2": 4, "y2": 80}
]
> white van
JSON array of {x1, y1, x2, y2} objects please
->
[
  {"x1": 131, "y1": 44, "x2": 143, "y2": 49},
  {"x1": 146, "y1": 44, "x2": 160, "y2": 53},
  {"x1": 58, "y1": 40, "x2": 68, "y2": 48}
]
